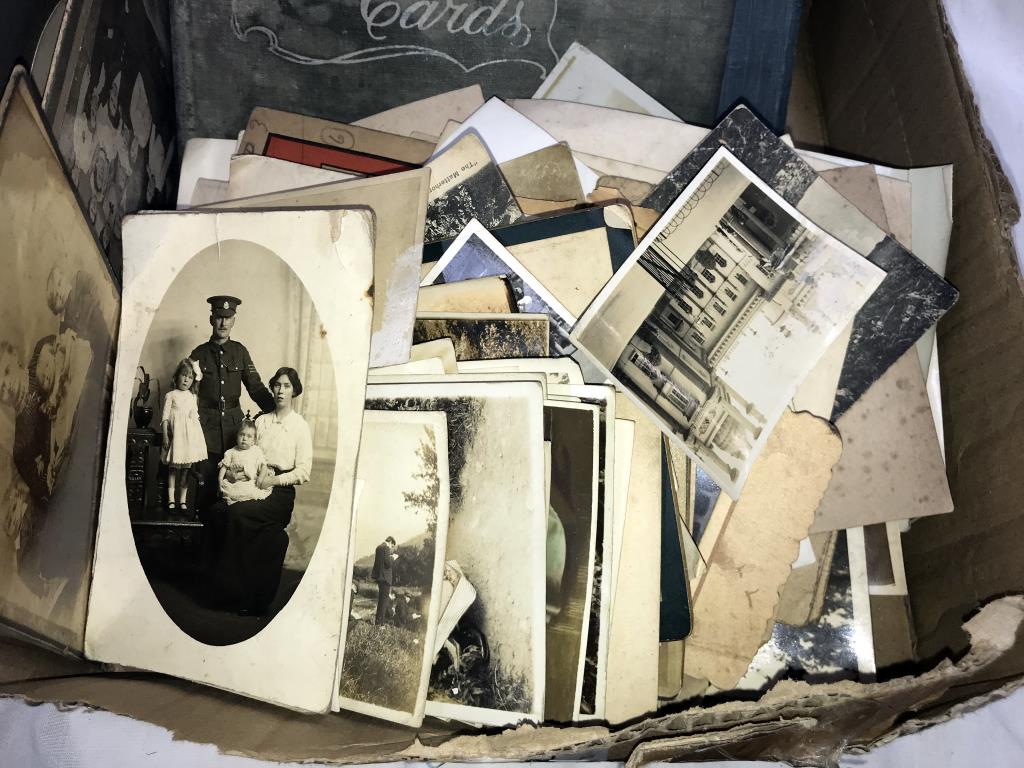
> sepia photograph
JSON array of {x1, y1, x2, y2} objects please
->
[
  {"x1": 43, "y1": 0, "x2": 177, "y2": 277},
  {"x1": 338, "y1": 410, "x2": 450, "y2": 726},
  {"x1": 118, "y1": 237, "x2": 342, "y2": 646},
  {"x1": 573, "y1": 148, "x2": 886, "y2": 497},
  {"x1": 366, "y1": 380, "x2": 546, "y2": 727},
  {"x1": 424, "y1": 134, "x2": 523, "y2": 242},
  {"x1": 543, "y1": 402, "x2": 600, "y2": 722},
  {"x1": 0, "y1": 74, "x2": 120, "y2": 652},
  {"x1": 413, "y1": 313, "x2": 550, "y2": 361},
  {"x1": 87, "y1": 209, "x2": 374, "y2": 712},
  {"x1": 421, "y1": 220, "x2": 577, "y2": 356}
]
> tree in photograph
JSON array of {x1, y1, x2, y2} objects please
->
[{"x1": 396, "y1": 427, "x2": 441, "y2": 589}]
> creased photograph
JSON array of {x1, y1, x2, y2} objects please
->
[{"x1": 573, "y1": 148, "x2": 885, "y2": 497}]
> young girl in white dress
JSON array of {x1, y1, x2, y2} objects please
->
[{"x1": 161, "y1": 358, "x2": 208, "y2": 513}]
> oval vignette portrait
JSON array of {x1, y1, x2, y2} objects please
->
[{"x1": 125, "y1": 240, "x2": 338, "y2": 645}]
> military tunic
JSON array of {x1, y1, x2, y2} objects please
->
[{"x1": 189, "y1": 339, "x2": 275, "y2": 455}]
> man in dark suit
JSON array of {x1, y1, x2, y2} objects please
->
[
  {"x1": 190, "y1": 295, "x2": 275, "y2": 514},
  {"x1": 370, "y1": 536, "x2": 398, "y2": 625}
]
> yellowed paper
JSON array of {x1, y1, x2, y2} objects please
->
[{"x1": 685, "y1": 410, "x2": 842, "y2": 689}]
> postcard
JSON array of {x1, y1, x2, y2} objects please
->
[
  {"x1": 432, "y1": 98, "x2": 600, "y2": 194},
  {"x1": 864, "y1": 522, "x2": 909, "y2": 597},
  {"x1": 686, "y1": 410, "x2": 843, "y2": 691},
  {"x1": 0, "y1": 71, "x2": 120, "y2": 653},
  {"x1": 776, "y1": 531, "x2": 839, "y2": 627},
  {"x1": 609, "y1": 419, "x2": 634, "y2": 605},
  {"x1": 42, "y1": 1, "x2": 176, "y2": 274},
  {"x1": 413, "y1": 313, "x2": 550, "y2": 361},
  {"x1": 500, "y1": 144, "x2": 585, "y2": 207},
  {"x1": 188, "y1": 178, "x2": 231, "y2": 208},
  {"x1": 643, "y1": 106, "x2": 958, "y2": 419},
  {"x1": 86, "y1": 208, "x2": 374, "y2": 712},
  {"x1": 421, "y1": 221, "x2": 576, "y2": 356},
  {"x1": 226, "y1": 154, "x2": 357, "y2": 200},
  {"x1": 543, "y1": 401, "x2": 600, "y2": 722},
  {"x1": 408, "y1": 339, "x2": 458, "y2": 375},
  {"x1": 336, "y1": 410, "x2": 450, "y2": 726},
  {"x1": 366, "y1": 380, "x2": 546, "y2": 727},
  {"x1": 533, "y1": 43, "x2": 680, "y2": 120},
  {"x1": 239, "y1": 106, "x2": 433, "y2": 176},
  {"x1": 352, "y1": 86, "x2": 485, "y2": 140},
  {"x1": 417, "y1": 276, "x2": 514, "y2": 314},
  {"x1": 735, "y1": 530, "x2": 871, "y2": 691},
  {"x1": 424, "y1": 133, "x2": 523, "y2": 242},
  {"x1": 573, "y1": 147, "x2": 886, "y2": 497},
  {"x1": 203, "y1": 169, "x2": 430, "y2": 369},
  {"x1": 368, "y1": 358, "x2": 447, "y2": 377}
]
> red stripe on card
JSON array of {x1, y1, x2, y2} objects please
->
[{"x1": 264, "y1": 134, "x2": 419, "y2": 176}]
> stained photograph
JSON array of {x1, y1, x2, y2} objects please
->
[
  {"x1": 125, "y1": 240, "x2": 339, "y2": 645},
  {"x1": 338, "y1": 410, "x2": 450, "y2": 726},
  {"x1": 573, "y1": 148, "x2": 885, "y2": 497},
  {"x1": 366, "y1": 380, "x2": 546, "y2": 727},
  {"x1": 0, "y1": 74, "x2": 119, "y2": 651}
]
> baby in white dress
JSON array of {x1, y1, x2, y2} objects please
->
[{"x1": 218, "y1": 420, "x2": 271, "y2": 505}]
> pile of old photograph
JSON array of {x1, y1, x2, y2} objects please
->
[{"x1": 0, "y1": 44, "x2": 955, "y2": 727}]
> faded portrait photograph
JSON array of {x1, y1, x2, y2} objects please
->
[
  {"x1": 0, "y1": 79, "x2": 119, "y2": 651},
  {"x1": 126, "y1": 239, "x2": 339, "y2": 645}
]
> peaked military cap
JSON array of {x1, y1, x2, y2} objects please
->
[{"x1": 207, "y1": 295, "x2": 242, "y2": 318}]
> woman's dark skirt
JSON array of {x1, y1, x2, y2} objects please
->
[{"x1": 203, "y1": 486, "x2": 295, "y2": 613}]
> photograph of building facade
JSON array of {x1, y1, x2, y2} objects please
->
[{"x1": 613, "y1": 158, "x2": 817, "y2": 486}]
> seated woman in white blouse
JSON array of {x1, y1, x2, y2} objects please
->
[{"x1": 206, "y1": 366, "x2": 313, "y2": 616}]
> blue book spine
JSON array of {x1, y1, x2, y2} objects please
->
[{"x1": 717, "y1": 0, "x2": 804, "y2": 133}]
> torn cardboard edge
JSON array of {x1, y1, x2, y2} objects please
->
[{"x1": 3, "y1": 596, "x2": 1023, "y2": 763}]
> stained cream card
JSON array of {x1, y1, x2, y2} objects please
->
[{"x1": 533, "y1": 43, "x2": 680, "y2": 120}]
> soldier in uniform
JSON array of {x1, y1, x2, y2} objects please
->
[{"x1": 190, "y1": 296, "x2": 275, "y2": 516}]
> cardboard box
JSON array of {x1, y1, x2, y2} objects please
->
[{"x1": 3, "y1": 0, "x2": 1024, "y2": 762}]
